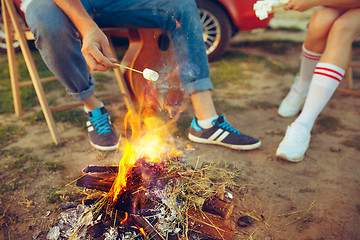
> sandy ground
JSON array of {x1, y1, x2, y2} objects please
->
[{"x1": 1, "y1": 9, "x2": 360, "y2": 240}]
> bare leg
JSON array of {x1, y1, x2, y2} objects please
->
[
  {"x1": 320, "y1": 8, "x2": 360, "y2": 68},
  {"x1": 276, "y1": 8, "x2": 360, "y2": 162},
  {"x1": 304, "y1": 7, "x2": 344, "y2": 53},
  {"x1": 82, "y1": 95, "x2": 102, "y2": 111},
  {"x1": 190, "y1": 90, "x2": 217, "y2": 120}
]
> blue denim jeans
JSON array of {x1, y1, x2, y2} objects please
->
[{"x1": 25, "y1": 0, "x2": 213, "y2": 100}]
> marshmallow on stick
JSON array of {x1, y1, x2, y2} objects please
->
[
  {"x1": 114, "y1": 63, "x2": 159, "y2": 81},
  {"x1": 253, "y1": 0, "x2": 289, "y2": 20}
]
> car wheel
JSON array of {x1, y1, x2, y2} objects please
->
[
  {"x1": 197, "y1": 0, "x2": 232, "y2": 62},
  {"x1": 0, "y1": 5, "x2": 22, "y2": 52}
]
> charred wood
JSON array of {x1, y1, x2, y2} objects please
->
[
  {"x1": 187, "y1": 208, "x2": 235, "y2": 240},
  {"x1": 202, "y1": 197, "x2": 234, "y2": 219}
]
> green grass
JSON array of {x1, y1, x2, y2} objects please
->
[
  {"x1": 231, "y1": 40, "x2": 302, "y2": 55},
  {"x1": 92, "y1": 72, "x2": 114, "y2": 91},
  {"x1": 266, "y1": 58, "x2": 298, "y2": 75},
  {"x1": 46, "y1": 187, "x2": 84, "y2": 204},
  {"x1": 24, "y1": 108, "x2": 86, "y2": 128},
  {"x1": 248, "y1": 100, "x2": 278, "y2": 110},
  {"x1": 0, "y1": 124, "x2": 26, "y2": 149},
  {"x1": 315, "y1": 115, "x2": 341, "y2": 133},
  {"x1": 270, "y1": 26, "x2": 304, "y2": 32},
  {"x1": 209, "y1": 51, "x2": 253, "y2": 88},
  {"x1": 1, "y1": 147, "x2": 40, "y2": 171},
  {"x1": 209, "y1": 49, "x2": 298, "y2": 89},
  {"x1": 0, "y1": 50, "x2": 60, "y2": 114},
  {"x1": 44, "y1": 161, "x2": 66, "y2": 172},
  {"x1": 0, "y1": 181, "x2": 18, "y2": 194}
]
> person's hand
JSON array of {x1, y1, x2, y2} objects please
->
[
  {"x1": 284, "y1": 0, "x2": 318, "y2": 12},
  {"x1": 81, "y1": 26, "x2": 117, "y2": 71}
]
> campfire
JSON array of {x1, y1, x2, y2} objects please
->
[{"x1": 48, "y1": 101, "x2": 240, "y2": 239}]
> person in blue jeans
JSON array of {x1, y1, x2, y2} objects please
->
[{"x1": 23, "y1": 0, "x2": 261, "y2": 151}]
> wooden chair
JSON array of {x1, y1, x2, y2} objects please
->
[
  {"x1": 1, "y1": 0, "x2": 135, "y2": 145},
  {"x1": 336, "y1": 45, "x2": 360, "y2": 97}
]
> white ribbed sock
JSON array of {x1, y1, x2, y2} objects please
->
[
  {"x1": 296, "y1": 45, "x2": 322, "y2": 92},
  {"x1": 295, "y1": 62, "x2": 344, "y2": 131},
  {"x1": 197, "y1": 115, "x2": 218, "y2": 129}
]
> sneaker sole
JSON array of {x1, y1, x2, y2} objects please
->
[
  {"x1": 277, "y1": 109, "x2": 300, "y2": 118},
  {"x1": 276, "y1": 152, "x2": 304, "y2": 162},
  {"x1": 188, "y1": 134, "x2": 261, "y2": 150},
  {"x1": 90, "y1": 141, "x2": 119, "y2": 151}
]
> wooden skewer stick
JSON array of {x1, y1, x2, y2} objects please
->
[
  {"x1": 114, "y1": 63, "x2": 143, "y2": 74},
  {"x1": 114, "y1": 63, "x2": 159, "y2": 81}
]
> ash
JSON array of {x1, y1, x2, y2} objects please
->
[
  {"x1": 47, "y1": 204, "x2": 93, "y2": 240},
  {"x1": 46, "y1": 204, "x2": 145, "y2": 240},
  {"x1": 150, "y1": 184, "x2": 184, "y2": 236},
  {"x1": 46, "y1": 184, "x2": 185, "y2": 240}
]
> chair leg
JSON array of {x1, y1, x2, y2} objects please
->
[
  {"x1": 2, "y1": 0, "x2": 22, "y2": 116},
  {"x1": 107, "y1": 35, "x2": 136, "y2": 113},
  {"x1": 4, "y1": 0, "x2": 61, "y2": 144}
]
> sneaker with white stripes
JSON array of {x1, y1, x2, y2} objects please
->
[
  {"x1": 86, "y1": 107, "x2": 118, "y2": 151},
  {"x1": 188, "y1": 115, "x2": 261, "y2": 150}
]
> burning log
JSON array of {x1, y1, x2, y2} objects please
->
[
  {"x1": 76, "y1": 160, "x2": 167, "y2": 193},
  {"x1": 76, "y1": 165, "x2": 118, "y2": 192},
  {"x1": 130, "y1": 214, "x2": 165, "y2": 240},
  {"x1": 76, "y1": 163, "x2": 169, "y2": 214},
  {"x1": 202, "y1": 196, "x2": 234, "y2": 219},
  {"x1": 187, "y1": 208, "x2": 235, "y2": 240}
]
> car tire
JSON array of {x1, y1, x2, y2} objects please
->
[{"x1": 196, "y1": 0, "x2": 232, "y2": 62}]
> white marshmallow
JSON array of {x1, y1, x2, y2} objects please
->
[
  {"x1": 253, "y1": 1, "x2": 265, "y2": 10},
  {"x1": 263, "y1": 5, "x2": 272, "y2": 12},
  {"x1": 255, "y1": 10, "x2": 268, "y2": 20},
  {"x1": 143, "y1": 68, "x2": 159, "y2": 81}
]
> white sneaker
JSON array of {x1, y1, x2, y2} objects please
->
[
  {"x1": 276, "y1": 122, "x2": 311, "y2": 162},
  {"x1": 278, "y1": 81, "x2": 307, "y2": 117}
]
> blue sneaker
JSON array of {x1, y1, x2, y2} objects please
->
[
  {"x1": 188, "y1": 115, "x2": 261, "y2": 150},
  {"x1": 86, "y1": 107, "x2": 118, "y2": 151}
]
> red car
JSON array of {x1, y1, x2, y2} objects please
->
[
  {"x1": 0, "y1": 0, "x2": 272, "y2": 61},
  {"x1": 196, "y1": 0, "x2": 273, "y2": 61}
]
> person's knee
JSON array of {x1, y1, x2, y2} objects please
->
[
  {"x1": 331, "y1": 17, "x2": 359, "y2": 42},
  {"x1": 308, "y1": 7, "x2": 340, "y2": 34},
  {"x1": 25, "y1": 0, "x2": 74, "y2": 45}
]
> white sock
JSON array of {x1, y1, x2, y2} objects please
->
[
  {"x1": 197, "y1": 115, "x2": 218, "y2": 129},
  {"x1": 295, "y1": 63, "x2": 344, "y2": 131},
  {"x1": 296, "y1": 45, "x2": 322, "y2": 92},
  {"x1": 84, "y1": 102, "x2": 104, "y2": 113}
]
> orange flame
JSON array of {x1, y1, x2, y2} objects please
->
[
  {"x1": 120, "y1": 212, "x2": 128, "y2": 225},
  {"x1": 138, "y1": 227, "x2": 146, "y2": 237},
  {"x1": 108, "y1": 108, "x2": 182, "y2": 203}
]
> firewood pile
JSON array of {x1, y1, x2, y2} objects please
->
[{"x1": 48, "y1": 159, "x2": 245, "y2": 240}]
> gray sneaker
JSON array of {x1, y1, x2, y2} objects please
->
[
  {"x1": 188, "y1": 115, "x2": 261, "y2": 150},
  {"x1": 86, "y1": 107, "x2": 118, "y2": 151}
]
